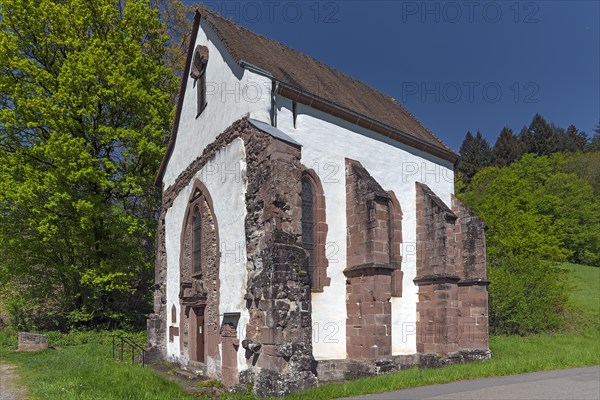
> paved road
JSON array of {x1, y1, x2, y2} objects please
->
[{"x1": 343, "y1": 366, "x2": 600, "y2": 400}]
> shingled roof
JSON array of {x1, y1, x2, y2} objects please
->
[
  {"x1": 156, "y1": 8, "x2": 457, "y2": 185},
  {"x1": 202, "y1": 9, "x2": 456, "y2": 156}
]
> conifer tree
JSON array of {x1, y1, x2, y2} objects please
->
[
  {"x1": 588, "y1": 122, "x2": 600, "y2": 151},
  {"x1": 562, "y1": 125, "x2": 588, "y2": 152},
  {"x1": 457, "y1": 131, "x2": 492, "y2": 184},
  {"x1": 492, "y1": 127, "x2": 523, "y2": 167},
  {"x1": 520, "y1": 114, "x2": 558, "y2": 155}
]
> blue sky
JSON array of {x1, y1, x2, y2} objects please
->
[{"x1": 195, "y1": 1, "x2": 600, "y2": 151}]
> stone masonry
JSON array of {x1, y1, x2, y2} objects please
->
[
  {"x1": 240, "y1": 124, "x2": 317, "y2": 396},
  {"x1": 344, "y1": 159, "x2": 403, "y2": 361},
  {"x1": 17, "y1": 332, "x2": 48, "y2": 351},
  {"x1": 414, "y1": 183, "x2": 490, "y2": 358},
  {"x1": 150, "y1": 119, "x2": 316, "y2": 396},
  {"x1": 452, "y1": 195, "x2": 489, "y2": 351}
]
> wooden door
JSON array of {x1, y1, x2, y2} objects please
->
[{"x1": 191, "y1": 306, "x2": 205, "y2": 362}]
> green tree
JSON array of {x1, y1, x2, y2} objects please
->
[
  {"x1": 562, "y1": 125, "x2": 588, "y2": 152},
  {"x1": 460, "y1": 153, "x2": 600, "y2": 333},
  {"x1": 559, "y1": 151, "x2": 600, "y2": 195},
  {"x1": 520, "y1": 114, "x2": 557, "y2": 155},
  {"x1": 461, "y1": 157, "x2": 569, "y2": 262},
  {"x1": 487, "y1": 256, "x2": 571, "y2": 335},
  {"x1": 151, "y1": 0, "x2": 194, "y2": 101},
  {"x1": 457, "y1": 131, "x2": 492, "y2": 186},
  {"x1": 0, "y1": 0, "x2": 176, "y2": 329},
  {"x1": 588, "y1": 121, "x2": 600, "y2": 151},
  {"x1": 491, "y1": 127, "x2": 522, "y2": 167},
  {"x1": 534, "y1": 169, "x2": 599, "y2": 266}
]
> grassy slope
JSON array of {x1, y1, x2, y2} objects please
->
[
  {"x1": 561, "y1": 262, "x2": 600, "y2": 324},
  {"x1": 0, "y1": 263, "x2": 597, "y2": 400},
  {"x1": 0, "y1": 343, "x2": 195, "y2": 400}
]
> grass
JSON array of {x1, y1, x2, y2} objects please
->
[
  {"x1": 281, "y1": 330, "x2": 600, "y2": 400},
  {"x1": 280, "y1": 262, "x2": 600, "y2": 399},
  {"x1": 0, "y1": 334, "x2": 195, "y2": 400},
  {"x1": 0, "y1": 263, "x2": 597, "y2": 399},
  {"x1": 559, "y1": 262, "x2": 600, "y2": 325}
]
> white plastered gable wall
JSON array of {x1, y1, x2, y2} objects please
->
[
  {"x1": 162, "y1": 18, "x2": 272, "y2": 371},
  {"x1": 161, "y1": 18, "x2": 272, "y2": 188},
  {"x1": 274, "y1": 97, "x2": 455, "y2": 359}
]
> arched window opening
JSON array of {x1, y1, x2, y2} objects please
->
[
  {"x1": 301, "y1": 177, "x2": 315, "y2": 287},
  {"x1": 193, "y1": 206, "x2": 202, "y2": 274},
  {"x1": 196, "y1": 65, "x2": 207, "y2": 115}
]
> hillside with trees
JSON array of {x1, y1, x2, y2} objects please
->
[{"x1": 457, "y1": 116, "x2": 600, "y2": 334}]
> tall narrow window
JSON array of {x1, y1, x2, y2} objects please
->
[
  {"x1": 190, "y1": 45, "x2": 209, "y2": 117},
  {"x1": 300, "y1": 169, "x2": 330, "y2": 291},
  {"x1": 193, "y1": 206, "x2": 202, "y2": 274},
  {"x1": 301, "y1": 178, "x2": 315, "y2": 286},
  {"x1": 196, "y1": 67, "x2": 207, "y2": 115}
]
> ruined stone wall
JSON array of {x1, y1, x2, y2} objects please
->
[
  {"x1": 151, "y1": 119, "x2": 316, "y2": 394},
  {"x1": 414, "y1": 183, "x2": 490, "y2": 357},
  {"x1": 240, "y1": 126, "x2": 317, "y2": 397},
  {"x1": 344, "y1": 159, "x2": 403, "y2": 361},
  {"x1": 452, "y1": 195, "x2": 489, "y2": 352},
  {"x1": 414, "y1": 182, "x2": 459, "y2": 355},
  {"x1": 150, "y1": 117, "x2": 490, "y2": 393}
]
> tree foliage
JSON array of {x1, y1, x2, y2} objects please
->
[
  {"x1": 464, "y1": 154, "x2": 599, "y2": 266},
  {"x1": 150, "y1": 0, "x2": 194, "y2": 101},
  {"x1": 487, "y1": 256, "x2": 571, "y2": 335},
  {"x1": 0, "y1": 0, "x2": 177, "y2": 330},
  {"x1": 519, "y1": 113, "x2": 557, "y2": 155},
  {"x1": 460, "y1": 154, "x2": 600, "y2": 334},
  {"x1": 458, "y1": 114, "x2": 594, "y2": 191},
  {"x1": 491, "y1": 127, "x2": 523, "y2": 167},
  {"x1": 456, "y1": 131, "x2": 492, "y2": 185},
  {"x1": 589, "y1": 121, "x2": 600, "y2": 152}
]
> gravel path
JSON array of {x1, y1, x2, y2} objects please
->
[{"x1": 0, "y1": 364, "x2": 27, "y2": 400}]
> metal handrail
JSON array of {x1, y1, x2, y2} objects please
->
[{"x1": 112, "y1": 334, "x2": 146, "y2": 367}]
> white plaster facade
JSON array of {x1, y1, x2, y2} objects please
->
[
  {"x1": 165, "y1": 138, "x2": 249, "y2": 373},
  {"x1": 159, "y1": 10, "x2": 457, "y2": 374},
  {"x1": 272, "y1": 100, "x2": 454, "y2": 358},
  {"x1": 161, "y1": 17, "x2": 271, "y2": 188}
]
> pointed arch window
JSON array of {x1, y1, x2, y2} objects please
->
[
  {"x1": 192, "y1": 206, "x2": 202, "y2": 274},
  {"x1": 301, "y1": 178, "x2": 315, "y2": 285},
  {"x1": 300, "y1": 169, "x2": 330, "y2": 291}
]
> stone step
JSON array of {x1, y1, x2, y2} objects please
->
[
  {"x1": 173, "y1": 369, "x2": 198, "y2": 380},
  {"x1": 183, "y1": 360, "x2": 206, "y2": 377}
]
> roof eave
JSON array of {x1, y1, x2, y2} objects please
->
[{"x1": 277, "y1": 83, "x2": 459, "y2": 164}]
